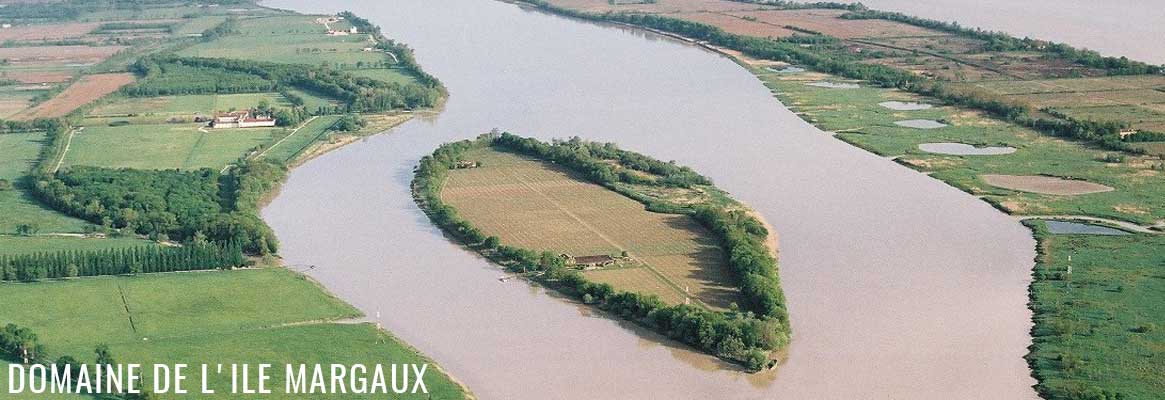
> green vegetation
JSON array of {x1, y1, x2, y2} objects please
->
[
  {"x1": 0, "y1": 131, "x2": 92, "y2": 235},
  {"x1": 414, "y1": 133, "x2": 787, "y2": 371},
  {"x1": 1025, "y1": 221, "x2": 1165, "y2": 399},
  {"x1": 0, "y1": 268, "x2": 467, "y2": 399},
  {"x1": 63, "y1": 123, "x2": 275, "y2": 170}
]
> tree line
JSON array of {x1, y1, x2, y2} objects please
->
[
  {"x1": 0, "y1": 241, "x2": 245, "y2": 282},
  {"x1": 412, "y1": 133, "x2": 788, "y2": 371},
  {"x1": 125, "y1": 55, "x2": 442, "y2": 112}
]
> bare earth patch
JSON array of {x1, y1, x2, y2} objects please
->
[
  {"x1": 981, "y1": 174, "x2": 1114, "y2": 195},
  {"x1": 0, "y1": 22, "x2": 101, "y2": 42},
  {"x1": 1, "y1": 71, "x2": 73, "y2": 84},
  {"x1": 12, "y1": 73, "x2": 136, "y2": 120}
]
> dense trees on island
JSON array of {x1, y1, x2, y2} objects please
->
[
  {"x1": 30, "y1": 162, "x2": 284, "y2": 255},
  {"x1": 413, "y1": 133, "x2": 789, "y2": 371}
]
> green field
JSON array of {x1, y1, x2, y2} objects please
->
[
  {"x1": 177, "y1": 14, "x2": 415, "y2": 85},
  {"x1": 1027, "y1": 222, "x2": 1165, "y2": 399},
  {"x1": 0, "y1": 268, "x2": 465, "y2": 398},
  {"x1": 0, "y1": 132, "x2": 92, "y2": 235},
  {"x1": 63, "y1": 123, "x2": 278, "y2": 170},
  {"x1": 440, "y1": 148, "x2": 737, "y2": 309},
  {"x1": 0, "y1": 235, "x2": 154, "y2": 256},
  {"x1": 90, "y1": 93, "x2": 291, "y2": 118},
  {"x1": 259, "y1": 115, "x2": 340, "y2": 162},
  {"x1": 759, "y1": 68, "x2": 1165, "y2": 225},
  {"x1": 344, "y1": 67, "x2": 419, "y2": 85}
]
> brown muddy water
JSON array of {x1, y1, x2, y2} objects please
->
[{"x1": 262, "y1": 0, "x2": 1038, "y2": 398}]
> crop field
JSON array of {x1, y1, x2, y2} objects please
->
[
  {"x1": 758, "y1": 66, "x2": 1165, "y2": 224},
  {"x1": 0, "y1": 268, "x2": 466, "y2": 399},
  {"x1": 63, "y1": 123, "x2": 276, "y2": 170},
  {"x1": 725, "y1": 9, "x2": 944, "y2": 39},
  {"x1": 674, "y1": 12, "x2": 796, "y2": 38},
  {"x1": 0, "y1": 235, "x2": 154, "y2": 256},
  {"x1": 547, "y1": 0, "x2": 783, "y2": 13},
  {"x1": 0, "y1": 45, "x2": 126, "y2": 67},
  {"x1": 0, "y1": 132, "x2": 91, "y2": 235},
  {"x1": 440, "y1": 148, "x2": 739, "y2": 309},
  {"x1": 0, "y1": 22, "x2": 100, "y2": 42},
  {"x1": 12, "y1": 73, "x2": 136, "y2": 120},
  {"x1": 178, "y1": 15, "x2": 397, "y2": 69},
  {"x1": 1027, "y1": 227, "x2": 1165, "y2": 399}
]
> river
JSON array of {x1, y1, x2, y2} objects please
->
[{"x1": 261, "y1": 0, "x2": 1040, "y2": 398}]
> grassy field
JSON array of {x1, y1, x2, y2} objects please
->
[
  {"x1": 179, "y1": 15, "x2": 393, "y2": 68},
  {"x1": 758, "y1": 68, "x2": 1165, "y2": 225},
  {"x1": 0, "y1": 235, "x2": 154, "y2": 256},
  {"x1": 90, "y1": 93, "x2": 291, "y2": 118},
  {"x1": 440, "y1": 148, "x2": 739, "y2": 309},
  {"x1": 1027, "y1": 222, "x2": 1165, "y2": 399},
  {"x1": 259, "y1": 115, "x2": 340, "y2": 162},
  {"x1": 0, "y1": 132, "x2": 92, "y2": 235},
  {"x1": 0, "y1": 268, "x2": 466, "y2": 399},
  {"x1": 63, "y1": 123, "x2": 278, "y2": 170}
]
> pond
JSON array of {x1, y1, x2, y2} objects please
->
[
  {"x1": 1046, "y1": 221, "x2": 1129, "y2": 235},
  {"x1": 919, "y1": 142, "x2": 1016, "y2": 155},
  {"x1": 895, "y1": 119, "x2": 948, "y2": 129},
  {"x1": 879, "y1": 101, "x2": 933, "y2": 111}
]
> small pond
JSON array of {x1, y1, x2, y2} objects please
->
[
  {"x1": 766, "y1": 66, "x2": 805, "y2": 73},
  {"x1": 807, "y1": 81, "x2": 859, "y2": 89},
  {"x1": 895, "y1": 119, "x2": 948, "y2": 129},
  {"x1": 919, "y1": 143, "x2": 1016, "y2": 155},
  {"x1": 1046, "y1": 221, "x2": 1129, "y2": 235},
  {"x1": 879, "y1": 101, "x2": 933, "y2": 111}
]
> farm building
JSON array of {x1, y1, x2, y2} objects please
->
[
  {"x1": 455, "y1": 160, "x2": 479, "y2": 169},
  {"x1": 561, "y1": 254, "x2": 617, "y2": 268},
  {"x1": 210, "y1": 111, "x2": 276, "y2": 129},
  {"x1": 1119, "y1": 128, "x2": 1139, "y2": 138}
]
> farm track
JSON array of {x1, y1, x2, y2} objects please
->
[{"x1": 497, "y1": 167, "x2": 707, "y2": 308}]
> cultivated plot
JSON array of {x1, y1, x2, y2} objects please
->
[{"x1": 441, "y1": 148, "x2": 739, "y2": 309}]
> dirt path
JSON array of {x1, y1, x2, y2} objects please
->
[
  {"x1": 51, "y1": 126, "x2": 80, "y2": 173},
  {"x1": 501, "y1": 167, "x2": 705, "y2": 308},
  {"x1": 255, "y1": 115, "x2": 319, "y2": 159}
]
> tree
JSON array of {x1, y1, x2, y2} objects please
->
[
  {"x1": 15, "y1": 223, "x2": 38, "y2": 236},
  {"x1": 482, "y1": 236, "x2": 500, "y2": 249},
  {"x1": 95, "y1": 344, "x2": 116, "y2": 366}
]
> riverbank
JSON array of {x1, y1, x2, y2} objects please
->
[{"x1": 413, "y1": 133, "x2": 788, "y2": 371}]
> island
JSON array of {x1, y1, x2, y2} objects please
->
[{"x1": 413, "y1": 132, "x2": 788, "y2": 371}]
